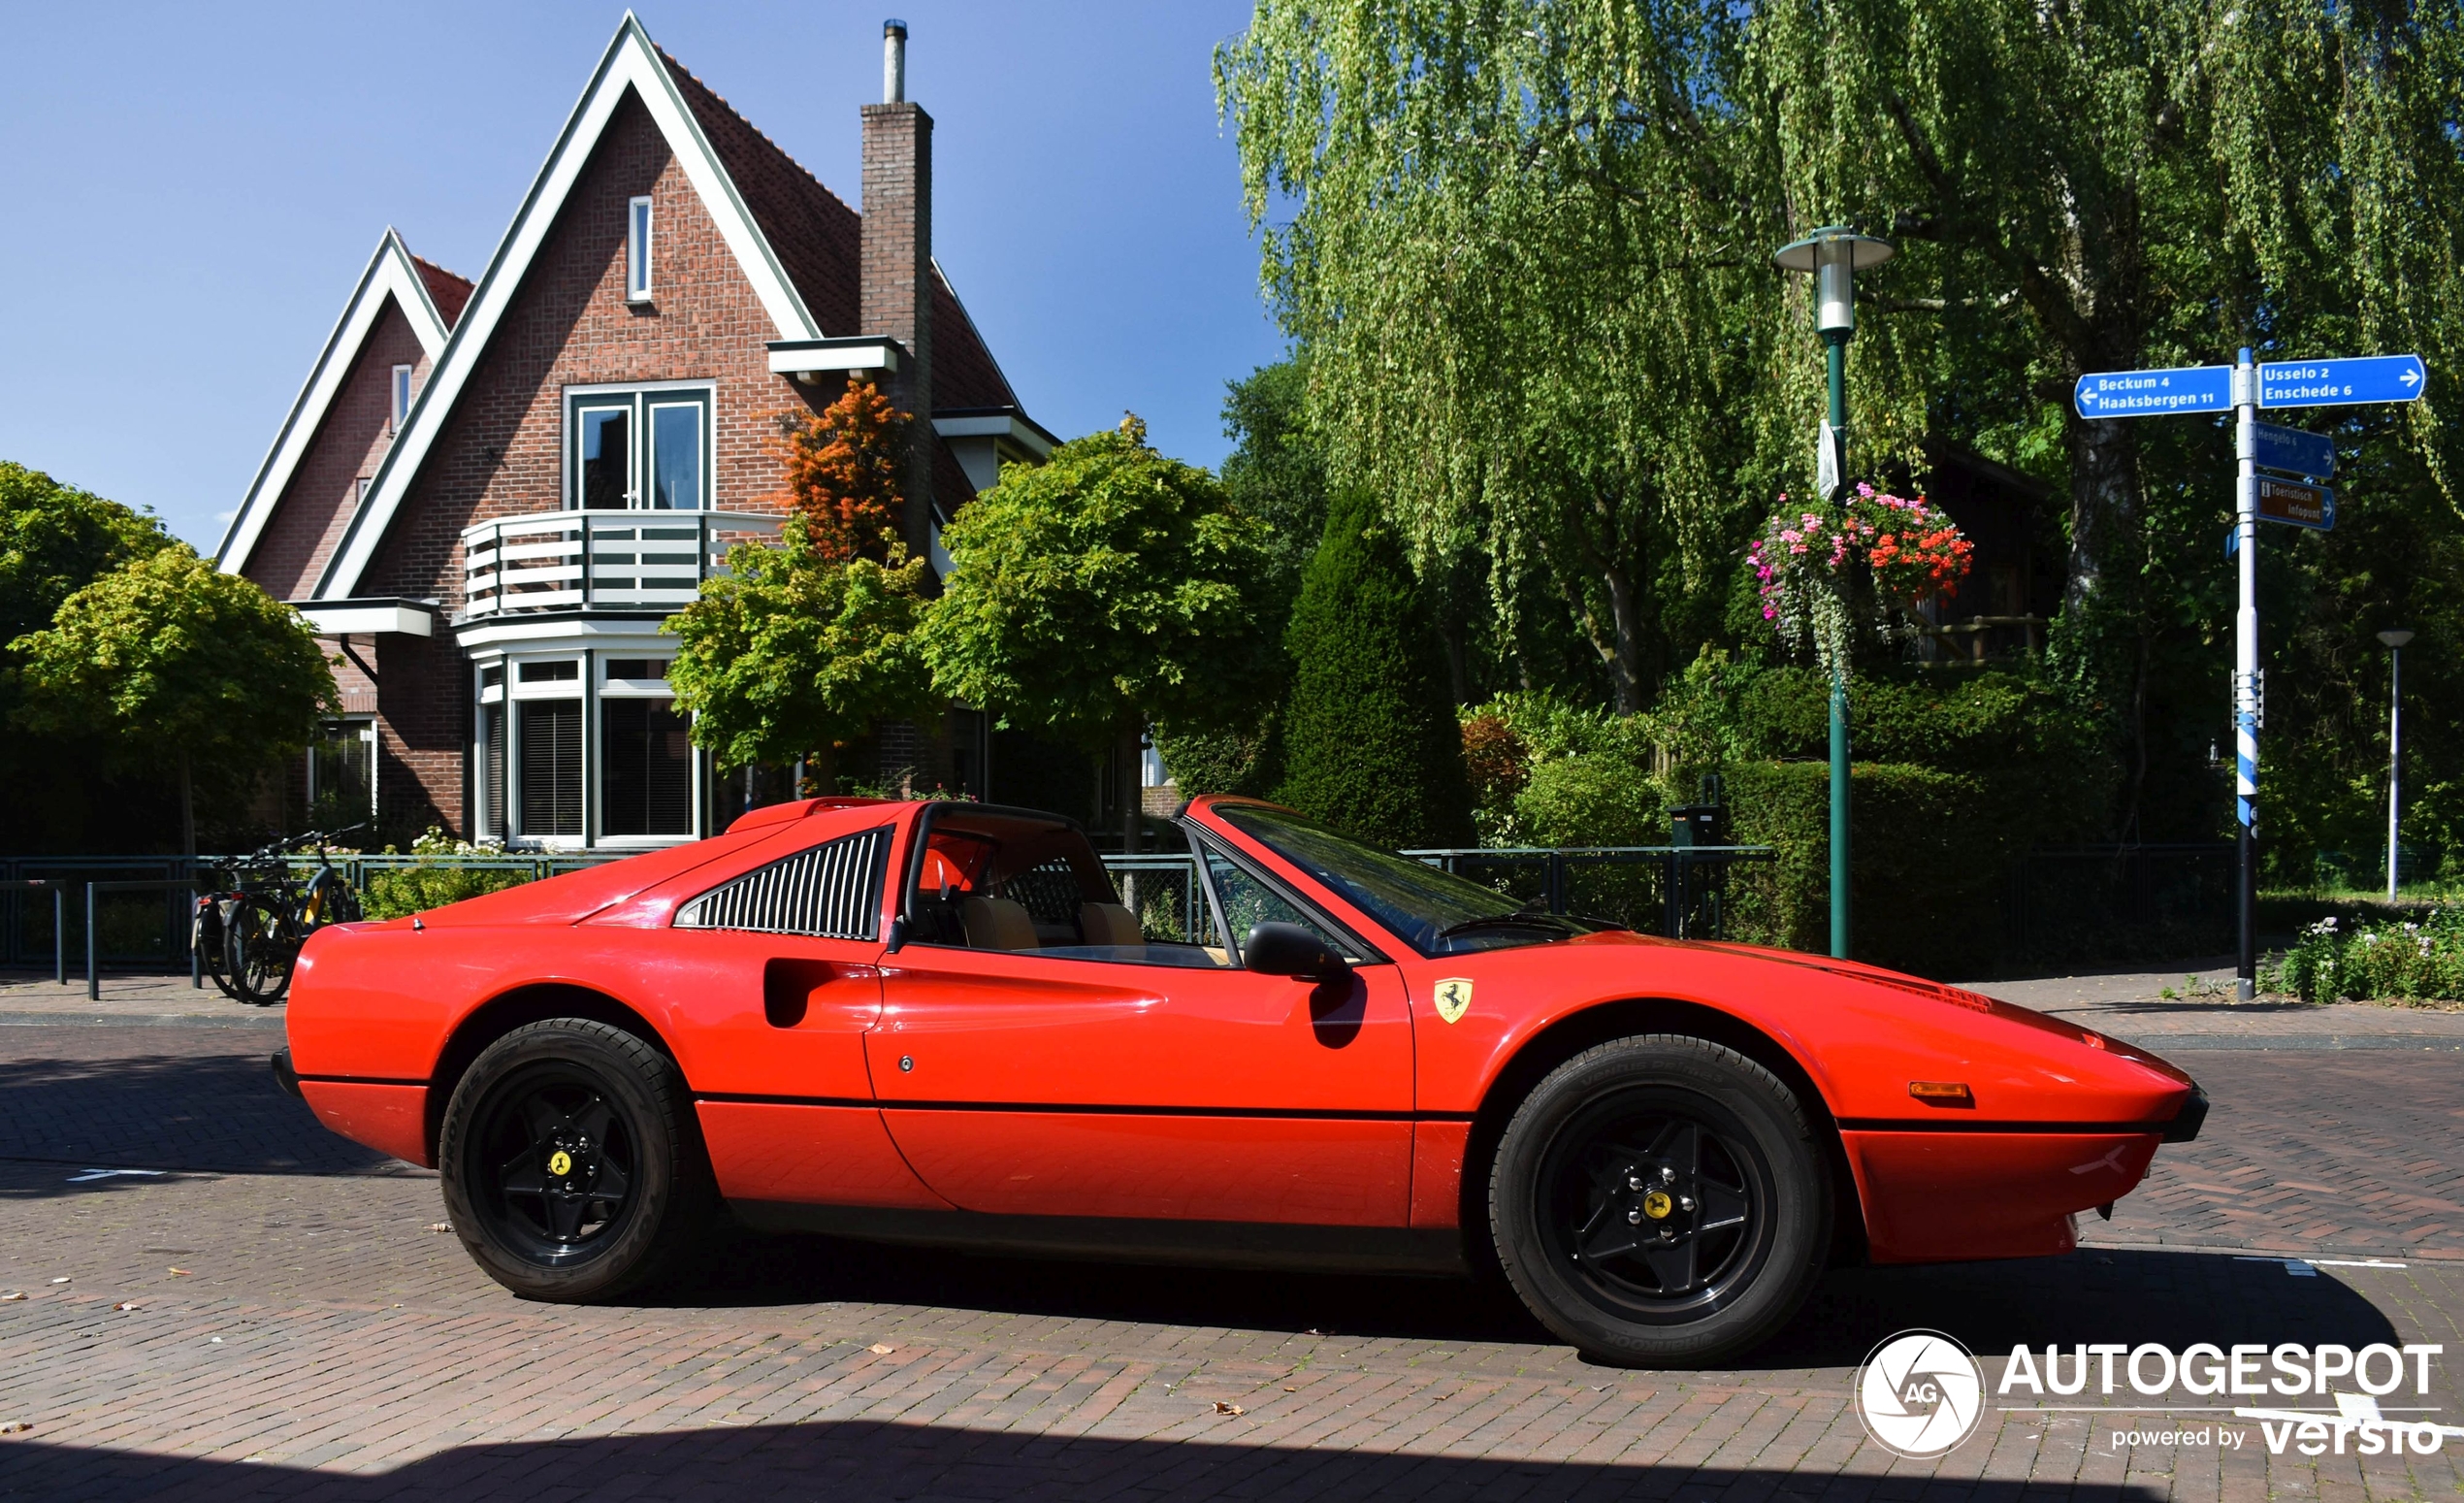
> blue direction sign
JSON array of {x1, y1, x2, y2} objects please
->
[
  {"x1": 2257, "y1": 354, "x2": 2425, "y2": 410},
  {"x1": 2252, "y1": 421, "x2": 2336, "y2": 478},
  {"x1": 2074, "y1": 364, "x2": 2232, "y2": 419}
]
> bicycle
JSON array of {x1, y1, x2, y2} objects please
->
[
  {"x1": 193, "y1": 833, "x2": 298, "y2": 1001},
  {"x1": 202, "y1": 827, "x2": 365, "y2": 1005}
]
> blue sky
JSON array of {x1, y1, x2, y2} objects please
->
[{"x1": 0, "y1": 2, "x2": 1285, "y2": 553}]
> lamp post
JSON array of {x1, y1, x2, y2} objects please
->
[
  {"x1": 2378, "y1": 628, "x2": 2414, "y2": 900},
  {"x1": 1775, "y1": 227, "x2": 1894, "y2": 961}
]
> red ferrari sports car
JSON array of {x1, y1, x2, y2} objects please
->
[{"x1": 276, "y1": 795, "x2": 2203, "y2": 1364}]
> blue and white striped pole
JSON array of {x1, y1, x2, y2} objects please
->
[{"x1": 2232, "y1": 348, "x2": 2260, "y2": 1001}]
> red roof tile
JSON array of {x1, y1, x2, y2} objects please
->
[
  {"x1": 656, "y1": 48, "x2": 1018, "y2": 413},
  {"x1": 409, "y1": 253, "x2": 474, "y2": 326}
]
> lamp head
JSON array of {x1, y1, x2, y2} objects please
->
[
  {"x1": 1774, "y1": 227, "x2": 1896, "y2": 335},
  {"x1": 2379, "y1": 629, "x2": 2415, "y2": 649}
]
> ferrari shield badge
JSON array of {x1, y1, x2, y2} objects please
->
[{"x1": 1433, "y1": 978, "x2": 1475, "y2": 1024}]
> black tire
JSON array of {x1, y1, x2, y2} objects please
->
[
  {"x1": 194, "y1": 899, "x2": 241, "y2": 1001},
  {"x1": 224, "y1": 896, "x2": 295, "y2": 1005},
  {"x1": 437, "y1": 1019, "x2": 711, "y2": 1302},
  {"x1": 1489, "y1": 1034, "x2": 1831, "y2": 1367}
]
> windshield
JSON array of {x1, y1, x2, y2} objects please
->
[{"x1": 1214, "y1": 803, "x2": 1602, "y2": 957}]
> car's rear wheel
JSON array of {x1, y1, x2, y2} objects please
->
[
  {"x1": 1490, "y1": 1034, "x2": 1831, "y2": 1366},
  {"x1": 438, "y1": 1019, "x2": 709, "y2": 1302}
]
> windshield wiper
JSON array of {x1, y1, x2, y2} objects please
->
[{"x1": 1436, "y1": 908, "x2": 1577, "y2": 940}]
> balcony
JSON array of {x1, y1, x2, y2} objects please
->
[{"x1": 461, "y1": 509, "x2": 783, "y2": 620}]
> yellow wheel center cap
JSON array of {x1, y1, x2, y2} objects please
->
[
  {"x1": 547, "y1": 1150, "x2": 573, "y2": 1177},
  {"x1": 1642, "y1": 1191, "x2": 1672, "y2": 1220}
]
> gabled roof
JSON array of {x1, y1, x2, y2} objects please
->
[
  {"x1": 215, "y1": 229, "x2": 460, "y2": 574},
  {"x1": 313, "y1": 14, "x2": 827, "y2": 600},
  {"x1": 311, "y1": 12, "x2": 1028, "y2": 600}
]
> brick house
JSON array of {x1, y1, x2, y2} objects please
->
[{"x1": 216, "y1": 17, "x2": 1054, "y2": 851}]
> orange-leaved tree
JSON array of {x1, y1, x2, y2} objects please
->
[{"x1": 768, "y1": 378, "x2": 909, "y2": 561}]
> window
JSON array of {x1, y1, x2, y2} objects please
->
[
  {"x1": 356, "y1": 476, "x2": 371, "y2": 506},
  {"x1": 508, "y1": 657, "x2": 583, "y2": 839},
  {"x1": 676, "y1": 828, "x2": 891, "y2": 938},
  {"x1": 601, "y1": 698, "x2": 692, "y2": 836},
  {"x1": 517, "y1": 702, "x2": 582, "y2": 835},
  {"x1": 648, "y1": 402, "x2": 700, "y2": 509},
  {"x1": 578, "y1": 406, "x2": 632, "y2": 507},
  {"x1": 903, "y1": 807, "x2": 1227, "y2": 968},
  {"x1": 567, "y1": 388, "x2": 709, "y2": 511},
  {"x1": 391, "y1": 364, "x2": 414, "y2": 430},
  {"x1": 1214, "y1": 803, "x2": 1587, "y2": 957},
  {"x1": 1196, "y1": 837, "x2": 1371, "y2": 965},
  {"x1": 308, "y1": 718, "x2": 376, "y2": 829},
  {"x1": 627, "y1": 196, "x2": 653, "y2": 301}
]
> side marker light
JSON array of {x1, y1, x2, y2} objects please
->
[{"x1": 1907, "y1": 1081, "x2": 1974, "y2": 1107}]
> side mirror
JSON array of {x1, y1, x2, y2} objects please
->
[
  {"x1": 1243, "y1": 921, "x2": 1350, "y2": 982},
  {"x1": 884, "y1": 915, "x2": 909, "y2": 955}
]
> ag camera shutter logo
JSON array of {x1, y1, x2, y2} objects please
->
[{"x1": 1856, "y1": 1330, "x2": 1986, "y2": 1458}]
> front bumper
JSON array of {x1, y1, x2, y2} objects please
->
[
  {"x1": 270, "y1": 1048, "x2": 302, "y2": 1099},
  {"x1": 2162, "y1": 1085, "x2": 2208, "y2": 1143}
]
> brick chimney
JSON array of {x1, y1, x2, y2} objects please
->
[{"x1": 861, "y1": 18, "x2": 933, "y2": 557}]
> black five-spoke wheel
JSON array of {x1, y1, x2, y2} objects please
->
[
  {"x1": 479, "y1": 1074, "x2": 638, "y2": 1258},
  {"x1": 1491, "y1": 1034, "x2": 1832, "y2": 1366},
  {"x1": 438, "y1": 1019, "x2": 709, "y2": 1302},
  {"x1": 1541, "y1": 1105, "x2": 1763, "y2": 1318}
]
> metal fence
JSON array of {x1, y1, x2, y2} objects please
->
[
  {"x1": 1401, "y1": 846, "x2": 1778, "y2": 939},
  {"x1": 0, "y1": 858, "x2": 197, "y2": 968}
]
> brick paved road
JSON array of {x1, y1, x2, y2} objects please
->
[{"x1": 2, "y1": 1016, "x2": 2460, "y2": 1499}]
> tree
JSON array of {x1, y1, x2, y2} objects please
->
[
  {"x1": 1220, "y1": 0, "x2": 2464, "y2": 862},
  {"x1": 13, "y1": 546, "x2": 337, "y2": 859},
  {"x1": 0, "y1": 463, "x2": 178, "y2": 849},
  {"x1": 1220, "y1": 356, "x2": 1328, "y2": 592},
  {"x1": 1277, "y1": 489, "x2": 1475, "y2": 849},
  {"x1": 665, "y1": 514, "x2": 936, "y2": 793},
  {"x1": 919, "y1": 415, "x2": 1283, "y2": 851},
  {"x1": 1218, "y1": 3, "x2": 1767, "y2": 712},
  {"x1": 0, "y1": 462, "x2": 173, "y2": 642},
  {"x1": 768, "y1": 379, "x2": 909, "y2": 562}
]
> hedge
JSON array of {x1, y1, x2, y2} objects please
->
[{"x1": 1722, "y1": 760, "x2": 2055, "y2": 978}]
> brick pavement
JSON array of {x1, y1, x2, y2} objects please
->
[{"x1": 0, "y1": 995, "x2": 2459, "y2": 1498}]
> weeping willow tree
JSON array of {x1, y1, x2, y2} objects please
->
[
  {"x1": 1222, "y1": 0, "x2": 2464, "y2": 846},
  {"x1": 1217, "y1": 3, "x2": 1780, "y2": 712}
]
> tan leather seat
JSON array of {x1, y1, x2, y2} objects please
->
[
  {"x1": 958, "y1": 895, "x2": 1038, "y2": 951},
  {"x1": 1078, "y1": 901, "x2": 1142, "y2": 947}
]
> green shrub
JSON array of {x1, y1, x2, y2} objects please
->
[
  {"x1": 1155, "y1": 718, "x2": 1281, "y2": 799},
  {"x1": 360, "y1": 828, "x2": 533, "y2": 921},
  {"x1": 1514, "y1": 755, "x2": 1666, "y2": 848},
  {"x1": 1276, "y1": 491, "x2": 1473, "y2": 848},
  {"x1": 2264, "y1": 908, "x2": 2464, "y2": 1003}
]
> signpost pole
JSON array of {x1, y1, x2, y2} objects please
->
[{"x1": 2232, "y1": 349, "x2": 2260, "y2": 1001}]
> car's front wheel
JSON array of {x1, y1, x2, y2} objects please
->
[
  {"x1": 1489, "y1": 1034, "x2": 1831, "y2": 1366},
  {"x1": 438, "y1": 1019, "x2": 709, "y2": 1301}
]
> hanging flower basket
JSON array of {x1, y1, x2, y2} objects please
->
[{"x1": 1746, "y1": 484, "x2": 1973, "y2": 677}]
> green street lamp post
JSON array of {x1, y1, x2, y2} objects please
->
[{"x1": 1774, "y1": 227, "x2": 1894, "y2": 961}]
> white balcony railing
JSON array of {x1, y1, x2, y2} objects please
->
[{"x1": 460, "y1": 509, "x2": 784, "y2": 619}]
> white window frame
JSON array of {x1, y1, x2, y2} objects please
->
[
  {"x1": 562, "y1": 380, "x2": 714, "y2": 512},
  {"x1": 391, "y1": 364, "x2": 414, "y2": 431},
  {"x1": 627, "y1": 195, "x2": 654, "y2": 302},
  {"x1": 507, "y1": 655, "x2": 588, "y2": 848},
  {"x1": 308, "y1": 715, "x2": 378, "y2": 824},
  {"x1": 474, "y1": 661, "x2": 507, "y2": 843},
  {"x1": 596, "y1": 656, "x2": 691, "y2": 847}
]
